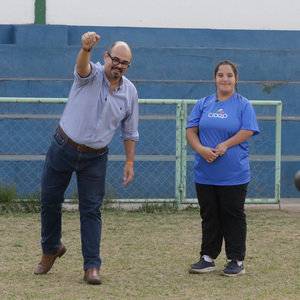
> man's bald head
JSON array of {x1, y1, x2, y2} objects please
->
[{"x1": 107, "y1": 41, "x2": 132, "y2": 59}]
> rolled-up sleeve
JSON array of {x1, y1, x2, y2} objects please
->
[{"x1": 120, "y1": 90, "x2": 139, "y2": 141}]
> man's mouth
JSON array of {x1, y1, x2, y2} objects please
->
[{"x1": 112, "y1": 67, "x2": 122, "y2": 73}]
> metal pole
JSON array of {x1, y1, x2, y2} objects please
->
[
  {"x1": 275, "y1": 102, "x2": 282, "y2": 206},
  {"x1": 175, "y1": 102, "x2": 182, "y2": 208},
  {"x1": 180, "y1": 102, "x2": 188, "y2": 206}
]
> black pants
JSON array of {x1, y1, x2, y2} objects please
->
[{"x1": 195, "y1": 182, "x2": 248, "y2": 261}]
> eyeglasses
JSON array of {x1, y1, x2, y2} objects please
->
[{"x1": 107, "y1": 52, "x2": 131, "y2": 69}]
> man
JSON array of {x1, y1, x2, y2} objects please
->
[{"x1": 34, "y1": 31, "x2": 139, "y2": 285}]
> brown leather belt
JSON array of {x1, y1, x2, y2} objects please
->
[{"x1": 57, "y1": 125, "x2": 108, "y2": 154}]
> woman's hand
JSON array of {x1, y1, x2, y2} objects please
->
[
  {"x1": 215, "y1": 142, "x2": 228, "y2": 157},
  {"x1": 199, "y1": 147, "x2": 219, "y2": 163}
]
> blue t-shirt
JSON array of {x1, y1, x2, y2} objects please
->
[{"x1": 186, "y1": 93, "x2": 260, "y2": 185}]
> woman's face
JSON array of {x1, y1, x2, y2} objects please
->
[{"x1": 214, "y1": 64, "x2": 238, "y2": 96}]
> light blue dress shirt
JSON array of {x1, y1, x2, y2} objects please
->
[{"x1": 59, "y1": 62, "x2": 139, "y2": 149}]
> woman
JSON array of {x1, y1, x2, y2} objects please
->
[{"x1": 186, "y1": 60, "x2": 259, "y2": 277}]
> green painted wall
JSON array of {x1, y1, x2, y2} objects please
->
[{"x1": 35, "y1": 0, "x2": 46, "y2": 24}]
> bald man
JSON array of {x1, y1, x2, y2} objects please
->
[{"x1": 34, "y1": 32, "x2": 139, "y2": 285}]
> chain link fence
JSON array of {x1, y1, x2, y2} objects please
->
[{"x1": 0, "y1": 98, "x2": 281, "y2": 206}]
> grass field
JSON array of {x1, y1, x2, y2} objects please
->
[{"x1": 0, "y1": 207, "x2": 299, "y2": 299}]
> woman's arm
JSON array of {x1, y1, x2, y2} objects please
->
[
  {"x1": 215, "y1": 129, "x2": 254, "y2": 156},
  {"x1": 186, "y1": 127, "x2": 218, "y2": 163}
]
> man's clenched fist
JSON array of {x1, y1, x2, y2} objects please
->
[{"x1": 81, "y1": 31, "x2": 100, "y2": 51}]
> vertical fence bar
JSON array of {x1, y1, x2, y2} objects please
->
[
  {"x1": 175, "y1": 102, "x2": 182, "y2": 208},
  {"x1": 180, "y1": 102, "x2": 188, "y2": 206},
  {"x1": 275, "y1": 102, "x2": 282, "y2": 206}
]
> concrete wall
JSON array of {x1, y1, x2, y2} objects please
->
[{"x1": 0, "y1": 24, "x2": 299, "y2": 198}]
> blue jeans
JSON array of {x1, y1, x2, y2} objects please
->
[
  {"x1": 40, "y1": 130, "x2": 108, "y2": 270},
  {"x1": 195, "y1": 183, "x2": 248, "y2": 261}
]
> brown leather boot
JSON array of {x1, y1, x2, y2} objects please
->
[
  {"x1": 83, "y1": 268, "x2": 102, "y2": 285},
  {"x1": 34, "y1": 244, "x2": 66, "y2": 275}
]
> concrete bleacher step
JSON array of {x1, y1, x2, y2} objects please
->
[
  {"x1": 1, "y1": 25, "x2": 299, "y2": 81},
  {"x1": 1, "y1": 44, "x2": 299, "y2": 82}
]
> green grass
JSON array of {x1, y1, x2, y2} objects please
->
[
  {"x1": 0, "y1": 208, "x2": 299, "y2": 299},
  {"x1": 0, "y1": 182, "x2": 41, "y2": 213},
  {"x1": 0, "y1": 181, "x2": 17, "y2": 204}
]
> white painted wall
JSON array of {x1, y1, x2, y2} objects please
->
[
  {"x1": 0, "y1": 0, "x2": 34, "y2": 24},
  {"x1": 1, "y1": 0, "x2": 300, "y2": 30}
]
